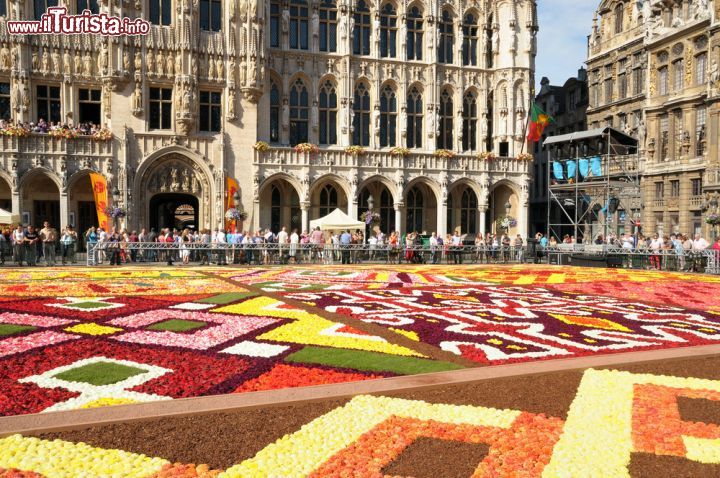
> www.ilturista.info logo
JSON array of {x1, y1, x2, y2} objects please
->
[{"x1": 7, "y1": 7, "x2": 150, "y2": 36}]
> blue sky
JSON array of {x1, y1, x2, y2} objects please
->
[{"x1": 535, "y1": 0, "x2": 596, "y2": 92}]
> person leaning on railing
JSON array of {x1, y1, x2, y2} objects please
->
[{"x1": 60, "y1": 225, "x2": 77, "y2": 265}]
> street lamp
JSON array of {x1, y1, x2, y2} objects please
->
[
  {"x1": 504, "y1": 200, "x2": 512, "y2": 217},
  {"x1": 112, "y1": 186, "x2": 120, "y2": 231},
  {"x1": 367, "y1": 195, "x2": 374, "y2": 211},
  {"x1": 233, "y1": 190, "x2": 241, "y2": 208}
]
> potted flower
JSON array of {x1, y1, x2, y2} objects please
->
[
  {"x1": 345, "y1": 145, "x2": 366, "y2": 156},
  {"x1": 478, "y1": 151, "x2": 496, "y2": 161},
  {"x1": 91, "y1": 128, "x2": 113, "y2": 142},
  {"x1": 225, "y1": 207, "x2": 248, "y2": 222},
  {"x1": 104, "y1": 206, "x2": 127, "y2": 219},
  {"x1": 49, "y1": 128, "x2": 79, "y2": 140},
  {"x1": 434, "y1": 149, "x2": 456, "y2": 159},
  {"x1": 253, "y1": 141, "x2": 270, "y2": 152},
  {"x1": 360, "y1": 210, "x2": 381, "y2": 227},
  {"x1": 496, "y1": 216, "x2": 517, "y2": 231},
  {"x1": 517, "y1": 153, "x2": 534, "y2": 161},
  {"x1": 389, "y1": 147, "x2": 411, "y2": 157},
  {"x1": 3, "y1": 125, "x2": 29, "y2": 137},
  {"x1": 294, "y1": 142, "x2": 320, "y2": 154},
  {"x1": 706, "y1": 213, "x2": 720, "y2": 225}
]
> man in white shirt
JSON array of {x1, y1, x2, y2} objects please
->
[
  {"x1": 289, "y1": 228, "x2": 299, "y2": 263},
  {"x1": 277, "y1": 226, "x2": 289, "y2": 263},
  {"x1": 693, "y1": 234, "x2": 709, "y2": 251},
  {"x1": 429, "y1": 232, "x2": 439, "y2": 264},
  {"x1": 452, "y1": 231, "x2": 463, "y2": 264}
]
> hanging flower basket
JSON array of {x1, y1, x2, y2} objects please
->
[
  {"x1": 478, "y1": 151, "x2": 496, "y2": 160},
  {"x1": 225, "y1": 207, "x2": 248, "y2": 222},
  {"x1": 516, "y1": 153, "x2": 534, "y2": 161},
  {"x1": 434, "y1": 149, "x2": 455, "y2": 159},
  {"x1": 496, "y1": 216, "x2": 517, "y2": 230},
  {"x1": 104, "y1": 206, "x2": 126, "y2": 219},
  {"x1": 253, "y1": 141, "x2": 270, "y2": 152},
  {"x1": 344, "y1": 145, "x2": 366, "y2": 156},
  {"x1": 360, "y1": 210, "x2": 381, "y2": 226},
  {"x1": 294, "y1": 143, "x2": 320, "y2": 154},
  {"x1": 91, "y1": 128, "x2": 113, "y2": 142},
  {"x1": 706, "y1": 213, "x2": 720, "y2": 225},
  {"x1": 389, "y1": 147, "x2": 411, "y2": 157}
]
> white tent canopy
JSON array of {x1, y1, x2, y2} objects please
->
[
  {"x1": 309, "y1": 208, "x2": 365, "y2": 232},
  {"x1": 0, "y1": 208, "x2": 19, "y2": 225}
]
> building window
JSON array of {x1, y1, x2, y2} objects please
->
[
  {"x1": 353, "y1": 82, "x2": 370, "y2": 146},
  {"x1": 438, "y1": 9, "x2": 453, "y2": 64},
  {"x1": 462, "y1": 91, "x2": 477, "y2": 151},
  {"x1": 269, "y1": 81, "x2": 280, "y2": 142},
  {"x1": 461, "y1": 188, "x2": 477, "y2": 234},
  {"x1": 633, "y1": 68, "x2": 645, "y2": 95},
  {"x1": 199, "y1": 91, "x2": 221, "y2": 132},
  {"x1": 406, "y1": 6, "x2": 423, "y2": 61},
  {"x1": 289, "y1": 78, "x2": 309, "y2": 145},
  {"x1": 655, "y1": 182, "x2": 664, "y2": 199},
  {"x1": 670, "y1": 180, "x2": 680, "y2": 198},
  {"x1": 0, "y1": 1, "x2": 6, "y2": 16},
  {"x1": 270, "y1": 1, "x2": 281, "y2": 47},
  {"x1": 659, "y1": 114, "x2": 668, "y2": 161},
  {"x1": 696, "y1": 106, "x2": 706, "y2": 157},
  {"x1": 437, "y1": 88, "x2": 453, "y2": 150},
  {"x1": 618, "y1": 73, "x2": 627, "y2": 98},
  {"x1": 76, "y1": 0, "x2": 99, "y2": 14},
  {"x1": 380, "y1": 188, "x2": 395, "y2": 232},
  {"x1": 318, "y1": 80, "x2": 337, "y2": 145},
  {"x1": 200, "y1": 0, "x2": 222, "y2": 32},
  {"x1": 380, "y1": 84, "x2": 397, "y2": 147},
  {"x1": 0, "y1": 83, "x2": 11, "y2": 120},
  {"x1": 289, "y1": 0, "x2": 309, "y2": 50},
  {"x1": 149, "y1": 0, "x2": 171, "y2": 26},
  {"x1": 406, "y1": 186, "x2": 424, "y2": 233},
  {"x1": 353, "y1": 0, "x2": 371, "y2": 56},
  {"x1": 36, "y1": 85, "x2": 61, "y2": 123},
  {"x1": 614, "y1": 4, "x2": 624, "y2": 34},
  {"x1": 695, "y1": 53, "x2": 707, "y2": 86},
  {"x1": 78, "y1": 88, "x2": 101, "y2": 125},
  {"x1": 406, "y1": 86, "x2": 423, "y2": 148},
  {"x1": 673, "y1": 60, "x2": 683, "y2": 92},
  {"x1": 463, "y1": 13, "x2": 479, "y2": 66},
  {"x1": 380, "y1": 2, "x2": 397, "y2": 58},
  {"x1": 674, "y1": 110, "x2": 683, "y2": 158},
  {"x1": 271, "y1": 185, "x2": 281, "y2": 232},
  {"x1": 604, "y1": 78, "x2": 613, "y2": 104},
  {"x1": 319, "y1": 184, "x2": 338, "y2": 217},
  {"x1": 319, "y1": 0, "x2": 337, "y2": 52},
  {"x1": 149, "y1": 87, "x2": 172, "y2": 130},
  {"x1": 34, "y1": 0, "x2": 58, "y2": 21},
  {"x1": 691, "y1": 178, "x2": 702, "y2": 197},
  {"x1": 658, "y1": 67, "x2": 668, "y2": 95}
]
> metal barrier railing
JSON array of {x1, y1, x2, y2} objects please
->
[{"x1": 546, "y1": 248, "x2": 719, "y2": 274}]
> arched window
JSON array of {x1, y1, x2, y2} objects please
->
[
  {"x1": 380, "y1": 3, "x2": 397, "y2": 58},
  {"x1": 462, "y1": 91, "x2": 477, "y2": 151},
  {"x1": 290, "y1": 0, "x2": 309, "y2": 50},
  {"x1": 406, "y1": 186, "x2": 424, "y2": 233},
  {"x1": 319, "y1": 0, "x2": 337, "y2": 52},
  {"x1": 319, "y1": 184, "x2": 338, "y2": 217},
  {"x1": 380, "y1": 187, "x2": 395, "y2": 232},
  {"x1": 407, "y1": 87, "x2": 423, "y2": 148},
  {"x1": 461, "y1": 188, "x2": 477, "y2": 234},
  {"x1": 270, "y1": 81, "x2": 280, "y2": 142},
  {"x1": 270, "y1": 0, "x2": 281, "y2": 47},
  {"x1": 407, "y1": 6, "x2": 423, "y2": 61},
  {"x1": 271, "y1": 185, "x2": 281, "y2": 232},
  {"x1": 438, "y1": 9, "x2": 453, "y2": 64},
  {"x1": 289, "y1": 78, "x2": 309, "y2": 145},
  {"x1": 614, "y1": 3, "x2": 624, "y2": 34},
  {"x1": 437, "y1": 89, "x2": 453, "y2": 149},
  {"x1": 354, "y1": 0, "x2": 371, "y2": 56},
  {"x1": 380, "y1": 84, "x2": 397, "y2": 147},
  {"x1": 319, "y1": 80, "x2": 337, "y2": 145},
  {"x1": 353, "y1": 82, "x2": 371, "y2": 146},
  {"x1": 462, "y1": 13, "x2": 478, "y2": 66}
]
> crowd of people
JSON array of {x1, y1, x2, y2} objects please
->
[
  {"x1": 0, "y1": 119, "x2": 110, "y2": 138},
  {"x1": 0, "y1": 222, "x2": 78, "y2": 266}
]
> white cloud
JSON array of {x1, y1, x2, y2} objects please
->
[{"x1": 535, "y1": 0, "x2": 596, "y2": 92}]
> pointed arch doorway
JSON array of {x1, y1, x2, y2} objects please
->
[{"x1": 149, "y1": 194, "x2": 200, "y2": 231}]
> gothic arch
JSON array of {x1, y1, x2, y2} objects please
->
[
  {"x1": 19, "y1": 167, "x2": 62, "y2": 192},
  {"x1": 448, "y1": 177, "x2": 483, "y2": 200},
  {"x1": 310, "y1": 172, "x2": 353, "y2": 201},
  {"x1": 66, "y1": 169, "x2": 101, "y2": 192},
  {"x1": 288, "y1": 72, "x2": 315, "y2": 99},
  {"x1": 402, "y1": 175, "x2": 441, "y2": 204},
  {"x1": 0, "y1": 167, "x2": 14, "y2": 193},
  {"x1": 356, "y1": 174, "x2": 399, "y2": 204},
  {"x1": 258, "y1": 172, "x2": 304, "y2": 198}
]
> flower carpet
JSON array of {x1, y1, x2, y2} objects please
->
[{"x1": 1, "y1": 265, "x2": 720, "y2": 418}]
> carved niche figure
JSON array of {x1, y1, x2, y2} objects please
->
[
  {"x1": 11, "y1": 47, "x2": 18, "y2": 69},
  {"x1": 132, "y1": 82, "x2": 143, "y2": 112},
  {"x1": 456, "y1": 109, "x2": 464, "y2": 142},
  {"x1": 42, "y1": 48, "x2": 50, "y2": 73},
  {"x1": 147, "y1": 50, "x2": 155, "y2": 75},
  {"x1": 399, "y1": 21, "x2": 407, "y2": 58},
  {"x1": 426, "y1": 108, "x2": 437, "y2": 138},
  {"x1": 311, "y1": 101, "x2": 319, "y2": 131},
  {"x1": 248, "y1": 55, "x2": 257, "y2": 86},
  {"x1": 99, "y1": 44, "x2": 108, "y2": 74},
  {"x1": 182, "y1": 86, "x2": 192, "y2": 116},
  {"x1": 156, "y1": 51, "x2": 165, "y2": 76},
  {"x1": 282, "y1": 99, "x2": 290, "y2": 129},
  {"x1": 166, "y1": 54, "x2": 174, "y2": 78},
  {"x1": 10, "y1": 82, "x2": 20, "y2": 111},
  {"x1": 191, "y1": 56, "x2": 198, "y2": 77},
  {"x1": 170, "y1": 166, "x2": 179, "y2": 189},
  {"x1": 181, "y1": 168, "x2": 190, "y2": 191},
  {"x1": 208, "y1": 55, "x2": 216, "y2": 81},
  {"x1": 83, "y1": 52, "x2": 93, "y2": 76},
  {"x1": 32, "y1": 48, "x2": 40, "y2": 71},
  {"x1": 216, "y1": 57, "x2": 224, "y2": 80},
  {"x1": 63, "y1": 50, "x2": 71, "y2": 75},
  {"x1": 176, "y1": 53, "x2": 182, "y2": 75},
  {"x1": 282, "y1": 9, "x2": 290, "y2": 33},
  {"x1": 372, "y1": 105, "x2": 381, "y2": 131},
  {"x1": 21, "y1": 80, "x2": 29, "y2": 109},
  {"x1": 123, "y1": 50, "x2": 130, "y2": 72},
  {"x1": 0, "y1": 46, "x2": 10, "y2": 70},
  {"x1": 492, "y1": 29, "x2": 500, "y2": 54},
  {"x1": 228, "y1": 88, "x2": 236, "y2": 119},
  {"x1": 239, "y1": 59, "x2": 247, "y2": 85},
  {"x1": 249, "y1": 0, "x2": 258, "y2": 19},
  {"x1": 52, "y1": 49, "x2": 61, "y2": 75},
  {"x1": 399, "y1": 106, "x2": 408, "y2": 137},
  {"x1": 74, "y1": 52, "x2": 81, "y2": 75},
  {"x1": 134, "y1": 51, "x2": 142, "y2": 72},
  {"x1": 515, "y1": 111, "x2": 525, "y2": 137}
]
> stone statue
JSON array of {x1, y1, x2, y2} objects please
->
[
  {"x1": 373, "y1": 106, "x2": 381, "y2": 131},
  {"x1": 74, "y1": 52, "x2": 81, "y2": 75},
  {"x1": 147, "y1": 50, "x2": 155, "y2": 74},
  {"x1": 216, "y1": 57, "x2": 224, "y2": 80},
  {"x1": 156, "y1": 51, "x2": 165, "y2": 76},
  {"x1": 457, "y1": 109, "x2": 464, "y2": 142},
  {"x1": 10, "y1": 82, "x2": 20, "y2": 110},
  {"x1": 176, "y1": 53, "x2": 182, "y2": 75},
  {"x1": 248, "y1": 56, "x2": 257, "y2": 85},
  {"x1": 311, "y1": 101, "x2": 319, "y2": 130},
  {"x1": 492, "y1": 29, "x2": 500, "y2": 54},
  {"x1": 182, "y1": 86, "x2": 191, "y2": 116},
  {"x1": 239, "y1": 59, "x2": 247, "y2": 85},
  {"x1": 637, "y1": 120, "x2": 647, "y2": 148},
  {"x1": 694, "y1": 0, "x2": 710, "y2": 19},
  {"x1": 516, "y1": 111, "x2": 525, "y2": 137},
  {"x1": 281, "y1": 9, "x2": 290, "y2": 34},
  {"x1": 282, "y1": 100, "x2": 289, "y2": 128},
  {"x1": 480, "y1": 112, "x2": 488, "y2": 138},
  {"x1": 249, "y1": 0, "x2": 258, "y2": 20},
  {"x1": 32, "y1": 49, "x2": 40, "y2": 71},
  {"x1": 426, "y1": 108, "x2": 437, "y2": 138},
  {"x1": 134, "y1": 51, "x2": 142, "y2": 72},
  {"x1": 709, "y1": 59, "x2": 719, "y2": 95},
  {"x1": 399, "y1": 21, "x2": 407, "y2": 58},
  {"x1": 123, "y1": 50, "x2": 130, "y2": 72},
  {"x1": 339, "y1": 15, "x2": 348, "y2": 41},
  {"x1": 191, "y1": 56, "x2": 198, "y2": 77},
  {"x1": 166, "y1": 54, "x2": 174, "y2": 78},
  {"x1": 42, "y1": 49, "x2": 50, "y2": 73},
  {"x1": 399, "y1": 106, "x2": 407, "y2": 137},
  {"x1": 312, "y1": 10, "x2": 320, "y2": 38},
  {"x1": 0, "y1": 46, "x2": 10, "y2": 70},
  {"x1": 133, "y1": 82, "x2": 143, "y2": 112},
  {"x1": 52, "y1": 49, "x2": 61, "y2": 75},
  {"x1": 99, "y1": 44, "x2": 109, "y2": 74},
  {"x1": 228, "y1": 88, "x2": 236, "y2": 118},
  {"x1": 457, "y1": 25, "x2": 464, "y2": 56},
  {"x1": 11, "y1": 47, "x2": 18, "y2": 69},
  {"x1": 63, "y1": 50, "x2": 72, "y2": 75},
  {"x1": 374, "y1": 16, "x2": 381, "y2": 45},
  {"x1": 208, "y1": 55, "x2": 216, "y2": 80},
  {"x1": 181, "y1": 168, "x2": 190, "y2": 191},
  {"x1": 170, "y1": 167, "x2": 179, "y2": 189}
]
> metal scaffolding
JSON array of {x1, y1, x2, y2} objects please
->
[{"x1": 543, "y1": 127, "x2": 640, "y2": 244}]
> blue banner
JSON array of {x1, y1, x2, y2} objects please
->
[
  {"x1": 567, "y1": 160, "x2": 577, "y2": 180},
  {"x1": 590, "y1": 156, "x2": 602, "y2": 176},
  {"x1": 553, "y1": 162, "x2": 565, "y2": 181},
  {"x1": 579, "y1": 158, "x2": 589, "y2": 178}
]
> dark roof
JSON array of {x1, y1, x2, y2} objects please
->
[{"x1": 542, "y1": 127, "x2": 637, "y2": 148}]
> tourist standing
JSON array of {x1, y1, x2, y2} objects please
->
[
  {"x1": 12, "y1": 224, "x2": 24, "y2": 265},
  {"x1": 23, "y1": 226, "x2": 39, "y2": 266},
  {"x1": 40, "y1": 221, "x2": 57, "y2": 266},
  {"x1": 60, "y1": 225, "x2": 77, "y2": 265}
]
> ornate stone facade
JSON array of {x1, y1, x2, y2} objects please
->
[
  {"x1": 0, "y1": 0, "x2": 536, "y2": 239},
  {"x1": 587, "y1": 0, "x2": 718, "y2": 238}
]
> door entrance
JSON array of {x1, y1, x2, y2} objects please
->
[
  {"x1": 149, "y1": 194, "x2": 199, "y2": 231},
  {"x1": 33, "y1": 200, "x2": 60, "y2": 228}
]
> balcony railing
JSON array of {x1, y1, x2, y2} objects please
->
[
  {"x1": 254, "y1": 147, "x2": 531, "y2": 175},
  {"x1": 0, "y1": 133, "x2": 114, "y2": 157}
]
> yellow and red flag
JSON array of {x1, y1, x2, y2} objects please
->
[
  {"x1": 89, "y1": 172, "x2": 109, "y2": 231},
  {"x1": 527, "y1": 102, "x2": 553, "y2": 143}
]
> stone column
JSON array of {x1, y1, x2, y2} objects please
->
[
  {"x1": 11, "y1": 190, "x2": 20, "y2": 222},
  {"x1": 59, "y1": 193, "x2": 68, "y2": 231},
  {"x1": 394, "y1": 202, "x2": 404, "y2": 234},
  {"x1": 301, "y1": 201, "x2": 309, "y2": 232},
  {"x1": 479, "y1": 206, "x2": 487, "y2": 237},
  {"x1": 437, "y1": 201, "x2": 447, "y2": 237},
  {"x1": 518, "y1": 201, "x2": 529, "y2": 239},
  {"x1": 253, "y1": 199, "x2": 260, "y2": 232},
  {"x1": 348, "y1": 199, "x2": 358, "y2": 222}
]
